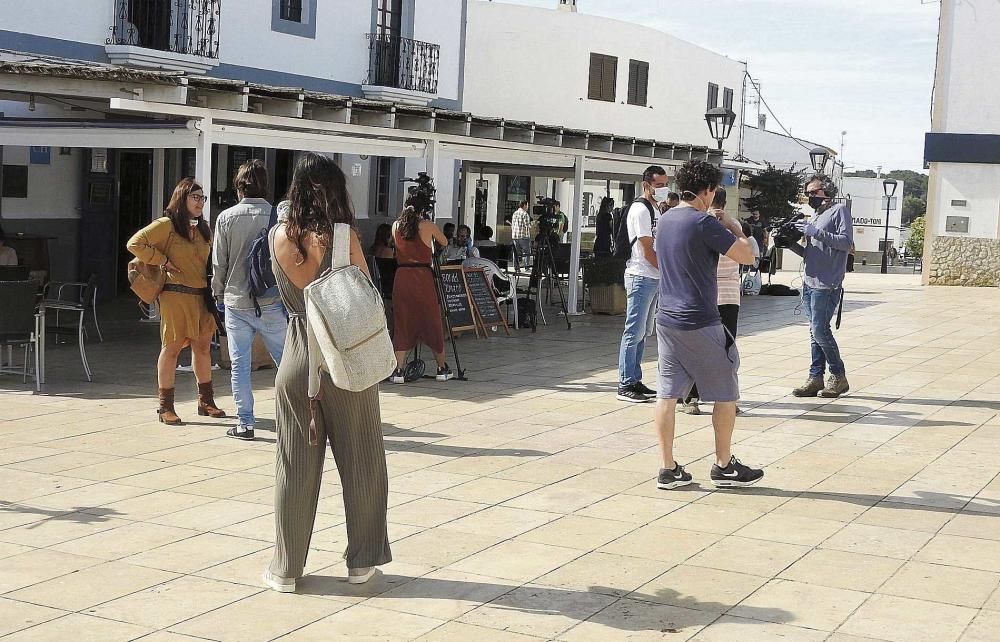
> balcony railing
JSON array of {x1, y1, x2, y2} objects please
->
[
  {"x1": 366, "y1": 33, "x2": 440, "y2": 95},
  {"x1": 107, "y1": 0, "x2": 221, "y2": 59}
]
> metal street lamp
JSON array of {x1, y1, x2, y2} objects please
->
[
  {"x1": 705, "y1": 107, "x2": 736, "y2": 150},
  {"x1": 881, "y1": 178, "x2": 898, "y2": 274},
  {"x1": 809, "y1": 147, "x2": 830, "y2": 173}
]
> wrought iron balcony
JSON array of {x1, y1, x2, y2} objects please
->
[
  {"x1": 366, "y1": 33, "x2": 440, "y2": 95},
  {"x1": 107, "y1": 0, "x2": 221, "y2": 59}
]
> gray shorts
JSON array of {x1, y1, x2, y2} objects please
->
[{"x1": 656, "y1": 322, "x2": 740, "y2": 402}]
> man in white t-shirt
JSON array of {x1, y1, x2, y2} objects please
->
[{"x1": 617, "y1": 165, "x2": 671, "y2": 403}]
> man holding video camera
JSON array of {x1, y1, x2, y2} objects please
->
[{"x1": 787, "y1": 175, "x2": 854, "y2": 398}]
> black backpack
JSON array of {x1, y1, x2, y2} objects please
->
[
  {"x1": 613, "y1": 198, "x2": 656, "y2": 261},
  {"x1": 245, "y1": 205, "x2": 278, "y2": 317}
]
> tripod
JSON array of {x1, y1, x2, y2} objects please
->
[{"x1": 525, "y1": 233, "x2": 571, "y2": 332}]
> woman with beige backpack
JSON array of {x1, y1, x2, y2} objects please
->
[{"x1": 126, "y1": 178, "x2": 227, "y2": 425}]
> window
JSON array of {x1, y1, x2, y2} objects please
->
[
  {"x1": 707, "y1": 83, "x2": 719, "y2": 109},
  {"x1": 588, "y1": 53, "x2": 617, "y2": 102},
  {"x1": 374, "y1": 157, "x2": 392, "y2": 216},
  {"x1": 881, "y1": 196, "x2": 898, "y2": 210},
  {"x1": 376, "y1": 0, "x2": 403, "y2": 37},
  {"x1": 271, "y1": 0, "x2": 316, "y2": 38},
  {"x1": 280, "y1": 0, "x2": 302, "y2": 22},
  {"x1": 1, "y1": 165, "x2": 28, "y2": 198},
  {"x1": 627, "y1": 59, "x2": 649, "y2": 106},
  {"x1": 723, "y1": 87, "x2": 734, "y2": 111}
]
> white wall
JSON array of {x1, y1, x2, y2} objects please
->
[
  {"x1": 462, "y1": 1, "x2": 746, "y2": 153},
  {"x1": 927, "y1": 163, "x2": 1000, "y2": 239},
  {"x1": 1, "y1": 146, "x2": 82, "y2": 220},
  {"x1": 0, "y1": 0, "x2": 112, "y2": 46},
  {"x1": 933, "y1": 0, "x2": 1000, "y2": 135},
  {"x1": 843, "y1": 177, "x2": 904, "y2": 254}
]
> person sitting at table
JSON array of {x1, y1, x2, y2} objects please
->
[
  {"x1": 440, "y1": 224, "x2": 480, "y2": 263},
  {"x1": 369, "y1": 223, "x2": 395, "y2": 259},
  {"x1": 475, "y1": 226, "x2": 497, "y2": 248},
  {"x1": 127, "y1": 178, "x2": 227, "y2": 426},
  {"x1": 0, "y1": 226, "x2": 18, "y2": 266}
]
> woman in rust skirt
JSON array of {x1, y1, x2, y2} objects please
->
[{"x1": 389, "y1": 205, "x2": 454, "y2": 383}]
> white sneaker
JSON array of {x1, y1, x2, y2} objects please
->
[
  {"x1": 262, "y1": 569, "x2": 296, "y2": 593},
  {"x1": 347, "y1": 566, "x2": 376, "y2": 584}
]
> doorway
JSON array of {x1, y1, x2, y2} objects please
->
[{"x1": 117, "y1": 152, "x2": 154, "y2": 295}]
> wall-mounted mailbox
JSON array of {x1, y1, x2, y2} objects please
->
[
  {"x1": 950, "y1": 199, "x2": 968, "y2": 207},
  {"x1": 946, "y1": 216, "x2": 970, "y2": 233}
]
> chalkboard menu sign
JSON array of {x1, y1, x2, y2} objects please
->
[
  {"x1": 438, "y1": 266, "x2": 478, "y2": 334},
  {"x1": 464, "y1": 268, "x2": 509, "y2": 335}
]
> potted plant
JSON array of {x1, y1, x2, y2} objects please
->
[{"x1": 584, "y1": 255, "x2": 627, "y2": 315}]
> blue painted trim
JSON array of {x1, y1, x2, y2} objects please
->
[
  {"x1": 0, "y1": 30, "x2": 107, "y2": 63},
  {"x1": 925, "y1": 132, "x2": 1000, "y2": 165},
  {"x1": 271, "y1": 0, "x2": 318, "y2": 39},
  {"x1": 210, "y1": 63, "x2": 364, "y2": 96}
]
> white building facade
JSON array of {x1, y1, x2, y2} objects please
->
[
  {"x1": 842, "y1": 177, "x2": 904, "y2": 261},
  {"x1": 923, "y1": 0, "x2": 1000, "y2": 286},
  {"x1": 460, "y1": 0, "x2": 747, "y2": 237}
]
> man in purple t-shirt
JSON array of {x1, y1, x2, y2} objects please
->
[{"x1": 652, "y1": 160, "x2": 764, "y2": 491}]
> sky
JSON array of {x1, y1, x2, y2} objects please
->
[{"x1": 495, "y1": 0, "x2": 941, "y2": 173}]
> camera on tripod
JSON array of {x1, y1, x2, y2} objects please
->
[
  {"x1": 401, "y1": 172, "x2": 437, "y2": 217},
  {"x1": 532, "y1": 196, "x2": 561, "y2": 244},
  {"x1": 770, "y1": 213, "x2": 805, "y2": 249}
]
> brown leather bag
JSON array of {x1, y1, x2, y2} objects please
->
[{"x1": 127, "y1": 231, "x2": 174, "y2": 304}]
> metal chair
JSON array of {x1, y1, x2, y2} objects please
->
[
  {"x1": 462, "y1": 257, "x2": 519, "y2": 329},
  {"x1": 40, "y1": 273, "x2": 99, "y2": 381},
  {"x1": 0, "y1": 280, "x2": 41, "y2": 390}
]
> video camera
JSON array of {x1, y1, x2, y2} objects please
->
[
  {"x1": 770, "y1": 213, "x2": 805, "y2": 249},
  {"x1": 532, "y1": 196, "x2": 561, "y2": 240},
  {"x1": 401, "y1": 172, "x2": 436, "y2": 217}
]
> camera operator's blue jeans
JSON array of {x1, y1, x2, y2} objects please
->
[
  {"x1": 619, "y1": 275, "x2": 658, "y2": 387},
  {"x1": 226, "y1": 303, "x2": 287, "y2": 426},
  {"x1": 801, "y1": 285, "x2": 845, "y2": 379}
]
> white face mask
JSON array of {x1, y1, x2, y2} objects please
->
[
  {"x1": 189, "y1": 217, "x2": 201, "y2": 227},
  {"x1": 652, "y1": 187, "x2": 671, "y2": 203}
]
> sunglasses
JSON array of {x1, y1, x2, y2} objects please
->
[
  {"x1": 805, "y1": 189, "x2": 824, "y2": 197},
  {"x1": 189, "y1": 194, "x2": 208, "y2": 203}
]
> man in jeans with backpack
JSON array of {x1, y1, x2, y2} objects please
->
[
  {"x1": 212, "y1": 160, "x2": 287, "y2": 440},
  {"x1": 617, "y1": 165, "x2": 670, "y2": 403}
]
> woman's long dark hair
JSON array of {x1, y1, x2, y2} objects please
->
[
  {"x1": 370, "y1": 223, "x2": 392, "y2": 253},
  {"x1": 284, "y1": 153, "x2": 355, "y2": 259},
  {"x1": 396, "y1": 205, "x2": 423, "y2": 241},
  {"x1": 164, "y1": 178, "x2": 210, "y2": 242}
]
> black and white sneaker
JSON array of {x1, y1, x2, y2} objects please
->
[
  {"x1": 617, "y1": 384, "x2": 650, "y2": 403},
  {"x1": 633, "y1": 382, "x2": 657, "y2": 398},
  {"x1": 389, "y1": 368, "x2": 406, "y2": 384},
  {"x1": 710, "y1": 456, "x2": 764, "y2": 488},
  {"x1": 436, "y1": 364, "x2": 455, "y2": 381},
  {"x1": 226, "y1": 425, "x2": 255, "y2": 441},
  {"x1": 657, "y1": 462, "x2": 693, "y2": 490}
]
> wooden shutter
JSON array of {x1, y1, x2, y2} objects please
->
[
  {"x1": 707, "y1": 83, "x2": 719, "y2": 109},
  {"x1": 589, "y1": 53, "x2": 617, "y2": 102},
  {"x1": 628, "y1": 60, "x2": 648, "y2": 106},
  {"x1": 723, "y1": 87, "x2": 734, "y2": 111}
]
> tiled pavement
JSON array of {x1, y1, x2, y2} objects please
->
[{"x1": 2, "y1": 272, "x2": 1000, "y2": 641}]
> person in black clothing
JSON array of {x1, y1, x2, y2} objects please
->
[
  {"x1": 746, "y1": 210, "x2": 767, "y2": 255},
  {"x1": 593, "y1": 197, "x2": 615, "y2": 255}
]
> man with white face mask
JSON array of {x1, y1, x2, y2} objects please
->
[{"x1": 616, "y1": 165, "x2": 670, "y2": 403}]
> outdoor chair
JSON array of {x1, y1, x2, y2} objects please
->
[
  {"x1": 0, "y1": 280, "x2": 41, "y2": 390},
  {"x1": 462, "y1": 257, "x2": 519, "y2": 329},
  {"x1": 40, "y1": 273, "x2": 100, "y2": 381}
]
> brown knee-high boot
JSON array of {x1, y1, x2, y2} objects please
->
[
  {"x1": 158, "y1": 387, "x2": 183, "y2": 425},
  {"x1": 197, "y1": 381, "x2": 227, "y2": 418}
]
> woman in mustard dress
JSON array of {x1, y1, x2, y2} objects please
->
[{"x1": 127, "y1": 178, "x2": 226, "y2": 425}]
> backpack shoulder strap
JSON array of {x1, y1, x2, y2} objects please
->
[
  {"x1": 267, "y1": 204, "x2": 277, "y2": 228},
  {"x1": 331, "y1": 223, "x2": 350, "y2": 269}
]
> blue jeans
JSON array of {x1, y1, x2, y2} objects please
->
[
  {"x1": 801, "y1": 285, "x2": 845, "y2": 378},
  {"x1": 618, "y1": 274, "x2": 658, "y2": 387},
  {"x1": 225, "y1": 303, "x2": 287, "y2": 426}
]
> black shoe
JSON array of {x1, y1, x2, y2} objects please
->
[
  {"x1": 711, "y1": 456, "x2": 764, "y2": 488},
  {"x1": 657, "y1": 462, "x2": 693, "y2": 490},
  {"x1": 436, "y1": 364, "x2": 455, "y2": 381},
  {"x1": 226, "y1": 425, "x2": 255, "y2": 441},
  {"x1": 616, "y1": 384, "x2": 650, "y2": 403},
  {"x1": 633, "y1": 382, "x2": 657, "y2": 398}
]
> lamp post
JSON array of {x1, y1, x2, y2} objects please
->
[
  {"x1": 705, "y1": 107, "x2": 736, "y2": 150},
  {"x1": 809, "y1": 147, "x2": 830, "y2": 174},
  {"x1": 881, "y1": 178, "x2": 897, "y2": 274}
]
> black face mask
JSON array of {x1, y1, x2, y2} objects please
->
[{"x1": 808, "y1": 196, "x2": 826, "y2": 210}]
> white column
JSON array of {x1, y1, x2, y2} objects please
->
[
  {"x1": 567, "y1": 155, "x2": 586, "y2": 314},
  {"x1": 194, "y1": 117, "x2": 214, "y2": 221}
]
